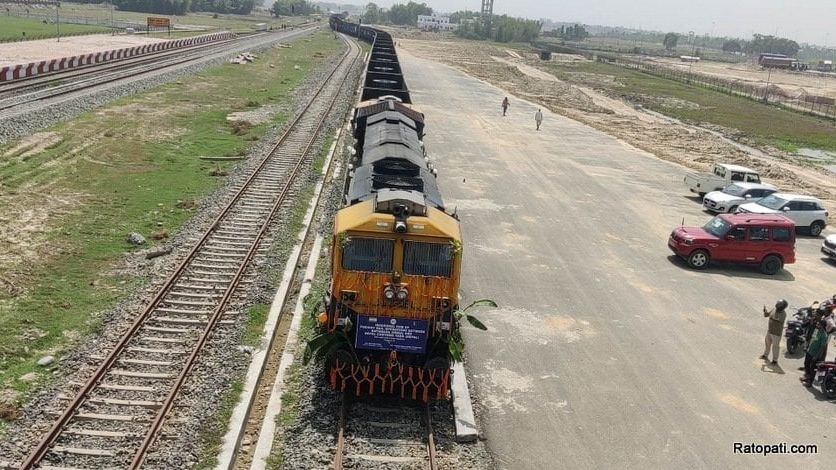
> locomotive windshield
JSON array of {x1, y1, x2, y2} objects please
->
[
  {"x1": 403, "y1": 241, "x2": 453, "y2": 277},
  {"x1": 342, "y1": 238, "x2": 394, "y2": 273}
]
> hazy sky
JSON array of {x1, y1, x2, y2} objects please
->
[{"x1": 355, "y1": 0, "x2": 833, "y2": 45}]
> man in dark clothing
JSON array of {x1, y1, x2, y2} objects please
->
[
  {"x1": 761, "y1": 299, "x2": 788, "y2": 365},
  {"x1": 502, "y1": 97, "x2": 510, "y2": 116}
]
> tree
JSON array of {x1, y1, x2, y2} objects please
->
[
  {"x1": 271, "y1": 0, "x2": 316, "y2": 17},
  {"x1": 744, "y1": 34, "x2": 800, "y2": 57},
  {"x1": 113, "y1": 0, "x2": 191, "y2": 15},
  {"x1": 554, "y1": 23, "x2": 588, "y2": 41},
  {"x1": 190, "y1": 0, "x2": 255, "y2": 15},
  {"x1": 722, "y1": 40, "x2": 742, "y2": 53},
  {"x1": 663, "y1": 32, "x2": 678, "y2": 51},
  {"x1": 455, "y1": 14, "x2": 541, "y2": 43},
  {"x1": 386, "y1": 2, "x2": 431, "y2": 26},
  {"x1": 363, "y1": 2, "x2": 381, "y2": 24}
]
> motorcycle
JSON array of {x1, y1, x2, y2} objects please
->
[
  {"x1": 785, "y1": 302, "x2": 817, "y2": 355},
  {"x1": 813, "y1": 361, "x2": 836, "y2": 399}
]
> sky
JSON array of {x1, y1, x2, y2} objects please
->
[{"x1": 349, "y1": 0, "x2": 833, "y2": 46}]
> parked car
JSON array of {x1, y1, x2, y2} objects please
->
[
  {"x1": 668, "y1": 213, "x2": 796, "y2": 274},
  {"x1": 822, "y1": 234, "x2": 836, "y2": 261},
  {"x1": 684, "y1": 163, "x2": 761, "y2": 197},
  {"x1": 703, "y1": 182, "x2": 778, "y2": 213},
  {"x1": 737, "y1": 193, "x2": 829, "y2": 236}
]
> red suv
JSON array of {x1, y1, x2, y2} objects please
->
[{"x1": 668, "y1": 213, "x2": 796, "y2": 275}]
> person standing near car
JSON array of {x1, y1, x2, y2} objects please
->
[{"x1": 761, "y1": 299, "x2": 788, "y2": 365}]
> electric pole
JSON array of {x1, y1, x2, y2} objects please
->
[{"x1": 481, "y1": 0, "x2": 493, "y2": 34}]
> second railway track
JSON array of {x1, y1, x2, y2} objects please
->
[
  {"x1": 16, "y1": 35, "x2": 361, "y2": 470},
  {"x1": 0, "y1": 27, "x2": 314, "y2": 118}
]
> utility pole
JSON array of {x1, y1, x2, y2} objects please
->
[
  {"x1": 763, "y1": 67, "x2": 773, "y2": 103},
  {"x1": 110, "y1": 0, "x2": 115, "y2": 35},
  {"x1": 56, "y1": 2, "x2": 60, "y2": 42}
]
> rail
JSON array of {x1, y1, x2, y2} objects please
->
[
  {"x1": 333, "y1": 393, "x2": 438, "y2": 470},
  {"x1": 19, "y1": 34, "x2": 358, "y2": 470}
]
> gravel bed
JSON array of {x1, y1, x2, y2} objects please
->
[
  {"x1": 141, "y1": 47, "x2": 362, "y2": 470},
  {"x1": 0, "y1": 28, "x2": 317, "y2": 144},
  {"x1": 0, "y1": 39, "x2": 355, "y2": 468},
  {"x1": 279, "y1": 361, "x2": 494, "y2": 469}
]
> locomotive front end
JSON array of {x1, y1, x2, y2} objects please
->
[{"x1": 325, "y1": 196, "x2": 461, "y2": 400}]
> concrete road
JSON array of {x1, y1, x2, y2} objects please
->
[{"x1": 399, "y1": 50, "x2": 836, "y2": 469}]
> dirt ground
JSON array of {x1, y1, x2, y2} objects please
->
[
  {"x1": 396, "y1": 38, "x2": 836, "y2": 221},
  {"x1": 649, "y1": 56, "x2": 836, "y2": 100},
  {"x1": 0, "y1": 33, "x2": 168, "y2": 67}
]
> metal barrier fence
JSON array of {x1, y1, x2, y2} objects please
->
[{"x1": 595, "y1": 53, "x2": 836, "y2": 121}]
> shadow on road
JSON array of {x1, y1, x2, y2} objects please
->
[
  {"x1": 665, "y1": 255, "x2": 796, "y2": 281},
  {"x1": 760, "y1": 361, "x2": 786, "y2": 375}
]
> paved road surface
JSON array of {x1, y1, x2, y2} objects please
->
[{"x1": 399, "y1": 49, "x2": 836, "y2": 469}]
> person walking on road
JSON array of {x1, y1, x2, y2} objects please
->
[
  {"x1": 502, "y1": 97, "x2": 510, "y2": 116},
  {"x1": 535, "y1": 109, "x2": 543, "y2": 130},
  {"x1": 761, "y1": 299, "x2": 788, "y2": 365}
]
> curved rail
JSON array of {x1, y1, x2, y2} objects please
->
[{"x1": 19, "y1": 35, "x2": 360, "y2": 470}]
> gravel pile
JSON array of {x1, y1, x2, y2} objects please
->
[
  {"x1": 0, "y1": 39, "x2": 356, "y2": 468},
  {"x1": 0, "y1": 29, "x2": 317, "y2": 144}
]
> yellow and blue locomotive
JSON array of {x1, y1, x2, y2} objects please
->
[{"x1": 320, "y1": 18, "x2": 462, "y2": 400}]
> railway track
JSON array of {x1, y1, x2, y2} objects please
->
[
  {"x1": 0, "y1": 27, "x2": 315, "y2": 117},
  {"x1": 334, "y1": 394, "x2": 439, "y2": 470},
  {"x1": 17, "y1": 35, "x2": 360, "y2": 470}
]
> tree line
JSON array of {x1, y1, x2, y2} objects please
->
[
  {"x1": 455, "y1": 14, "x2": 542, "y2": 43},
  {"x1": 270, "y1": 0, "x2": 318, "y2": 17},
  {"x1": 652, "y1": 31, "x2": 800, "y2": 58},
  {"x1": 111, "y1": 0, "x2": 255, "y2": 15},
  {"x1": 362, "y1": 2, "x2": 432, "y2": 26}
]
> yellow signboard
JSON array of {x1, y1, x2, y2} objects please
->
[{"x1": 147, "y1": 17, "x2": 171, "y2": 28}]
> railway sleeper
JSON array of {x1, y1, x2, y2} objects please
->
[
  {"x1": 49, "y1": 446, "x2": 116, "y2": 457},
  {"x1": 154, "y1": 307, "x2": 213, "y2": 315},
  {"x1": 159, "y1": 298, "x2": 217, "y2": 307}
]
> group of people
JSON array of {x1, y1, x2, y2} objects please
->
[
  {"x1": 762, "y1": 297, "x2": 836, "y2": 387},
  {"x1": 501, "y1": 97, "x2": 544, "y2": 131}
]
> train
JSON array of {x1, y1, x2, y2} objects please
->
[{"x1": 315, "y1": 16, "x2": 462, "y2": 401}]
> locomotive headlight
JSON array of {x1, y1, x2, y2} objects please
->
[
  {"x1": 384, "y1": 286, "x2": 396, "y2": 300},
  {"x1": 394, "y1": 221, "x2": 407, "y2": 233},
  {"x1": 396, "y1": 288, "x2": 408, "y2": 301}
]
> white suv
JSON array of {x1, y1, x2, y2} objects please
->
[
  {"x1": 703, "y1": 182, "x2": 777, "y2": 213},
  {"x1": 737, "y1": 193, "x2": 829, "y2": 236}
]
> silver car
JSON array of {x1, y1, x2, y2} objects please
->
[{"x1": 702, "y1": 182, "x2": 777, "y2": 213}]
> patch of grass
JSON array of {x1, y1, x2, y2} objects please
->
[
  {"x1": 243, "y1": 304, "x2": 269, "y2": 347},
  {"x1": 0, "y1": 30, "x2": 345, "y2": 407},
  {"x1": 194, "y1": 379, "x2": 244, "y2": 470},
  {"x1": 547, "y1": 60, "x2": 836, "y2": 152},
  {"x1": 0, "y1": 16, "x2": 109, "y2": 41}
]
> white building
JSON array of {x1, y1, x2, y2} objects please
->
[{"x1": 417, "y1": 14, "x2": 455, "y2": 31}]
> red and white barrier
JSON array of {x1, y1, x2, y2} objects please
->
[{"x1": 0, "y1": 31, "x2": 237, "y2": 82}]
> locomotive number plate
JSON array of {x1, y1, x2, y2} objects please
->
[{"x1": 356, "y1": 315, "x2": 429, "y2": 354}]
